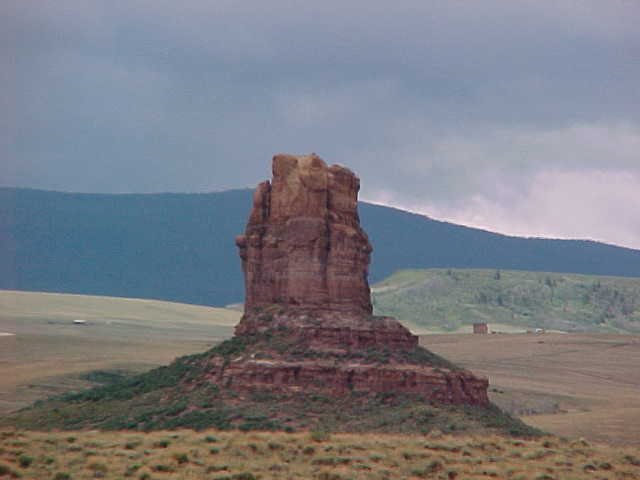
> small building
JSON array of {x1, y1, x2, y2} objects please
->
[{"x1": 473, "y1": 322, "x2": 488, "y2": 334}]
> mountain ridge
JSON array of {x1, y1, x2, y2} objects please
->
[
  {"x1": 2, "y1": 186, "x2": 640, "y2": 307},
  {"x1": 362, "y1": 199, "x2": 638, "y2": 251}
]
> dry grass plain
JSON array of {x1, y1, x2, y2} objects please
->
[
  {"x1": 2, "y1": 290, "x2": 640, "y2": 450},
  {"x1": 0, "y1": 291, "x2": 240, "y2": 414},
  {"x1": 2, "y1": 429, "x2": 640, "y2": 480},
  {"x1": 422, "y1": 333, "x2": 640, "y2": 446}
]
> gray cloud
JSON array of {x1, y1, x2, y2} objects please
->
[{"x1": 1, "y1": 1, "x2": 639, "y2": 247}]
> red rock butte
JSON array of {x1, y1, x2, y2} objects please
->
[
  {"x1": 236, "y1": 153, "x2": 372, "y2": 318},
  {"x1": 227, "y1": 153, "x2": 489, "y2": 405}
]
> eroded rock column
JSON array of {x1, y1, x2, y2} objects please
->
[{"x1": 236, "y1": 153, "x2": 372, "y2": 317}]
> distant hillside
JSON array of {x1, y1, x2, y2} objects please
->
[
  {"x1": 2, "y1": 187, "x2": 640, "y2": 307},
  {"x1": 372, "y1": 269, "x2": 640, "y2": 333}
]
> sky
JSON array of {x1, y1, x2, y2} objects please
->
[{"x1": 2, "y1": 1, "x2": 640, "y2": 249}]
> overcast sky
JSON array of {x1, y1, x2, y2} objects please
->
[{"x1": 2, "y1": 1, "x2": 639, "y2": 249}]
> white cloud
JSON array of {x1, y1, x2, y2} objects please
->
[
  {"x1": 425, "y1": 169, "x2": 640, "y2": 249},
  {"x1": 363, "y1": 123, "x2": 640, "y2": 249}
]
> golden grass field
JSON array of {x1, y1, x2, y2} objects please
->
[{"x1": 2, "y1": 428, "x2": 639, "y2": 480}]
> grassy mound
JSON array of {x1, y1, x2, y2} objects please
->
[{"x1": 3, "y1": 336, "x2": 539, "y2": 437}]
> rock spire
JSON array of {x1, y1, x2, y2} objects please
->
[{"x1": 236, "y1": 153, "x2": 372, "y2": 317}]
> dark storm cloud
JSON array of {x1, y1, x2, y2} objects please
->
[{"x1": 2, "y1": 1, "x2": 639, "y2": 247}]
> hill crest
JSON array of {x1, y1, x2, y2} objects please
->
[{"x1": 2, "y1": 187, "x2": 640, "y2": 307}]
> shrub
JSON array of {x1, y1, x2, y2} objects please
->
[
  {"x1": 149, "y1": 409, "x2": 231, "y2": 430},
  {"x1": 206, "y1": 465, "x2": 229, "y2": 473},
  {"x1": 309, "y1": 430, "x2": 331, "y2": 442},
  {"x1": 205, "y1": 435, "x2": 219, "y2": 443},
  {"x1": 88, "y1": 463, "x2": 108, "y2": 477},
  {"x1": 211, "y1": 336, "x2": 251, "y2": 358},
  {"x1": 624, "y1": 454, "x2": 640, "y2": 466},
  {"x1": 411, "y1": 460, "x2": 443, "y2": 477},
  {"x1": 0, "y1": 463, "x2": 21, "y2": 478},
  {"x1": 238, "y1": 414, "x2": 280, "y2": 431},
  {"x1": 152, "y1": 464, "x2": 174, "y2": 472},
  {"x1": 82, "y1": 370, "x2": 130, "y2": 385},
  {"x1": 54, "y1": 473, "x2": 72, "y2": 480},
  {"x1": 172, "y1": 453, "x2": 189, "y2": 464},
  {"x1": 124, "y1": 464, "x2": 141, "y2": 477},
  {"x1": 18, "y1": 455, "x2": 33, "y2": 468},
  {"x1": 211, "y1": 474, "x2": 257, "y2": 480},
  {"x1": 526, "y1": 450, "x2": 551, "y2": 460},
  {"x1": 152, "y1": 439, "x2": 170, "y2": 448},
  {"x1": 164, "y1": 400, "x2": 187, "y2": 416},
  {"x1": 311, "y1": 457, "x2": 351, "y2": 466},
  {"x1": 316, "y1": 473, "x2": 344, "y2": 480}
]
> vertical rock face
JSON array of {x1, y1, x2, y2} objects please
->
[
  {"x1": 228, "y1": 153, "x2": 490, "y2": 406},
  {"x1": 236, "y1": 153, "x2": 372, "y2": 317}
]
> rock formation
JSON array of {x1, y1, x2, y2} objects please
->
[
  {"x1": 236, "y1": 153, "x2": 372, "y2": 318},
  {"x1": 224, "y1": 153, "x2": 489, "y2": 406}
]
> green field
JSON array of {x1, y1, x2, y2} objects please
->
[
  {"x1": 372, "y1": 269, "x2": 640, "y2": 333},
  {"x1": 0, "y1": 290, "x2": 241, "y2": 413}
]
